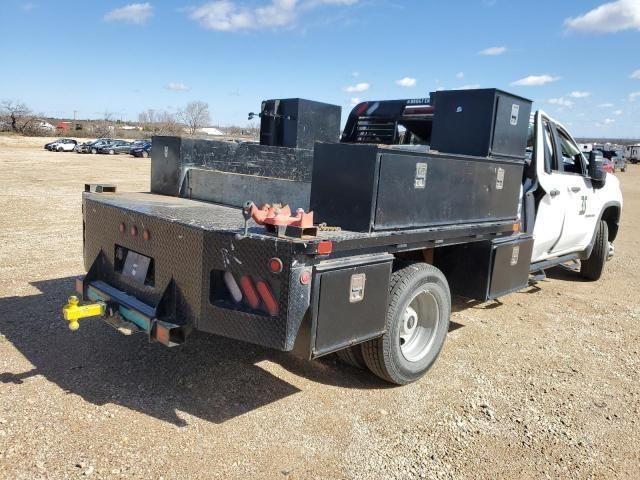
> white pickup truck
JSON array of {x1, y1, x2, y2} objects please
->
[{"x1": 526, "y1": 111, "x2": 622, "y2": 280}]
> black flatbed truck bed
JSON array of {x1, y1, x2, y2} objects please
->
[{"x1": 65, "y1": 89, "x2": 539, "y2": 385}]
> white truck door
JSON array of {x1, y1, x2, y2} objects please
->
[
  {"x1": 531, "y1": 113, "x2": 570, "y2": 262},
  {"x1": 547, "y1": 123, "x2": 597, "y2": 254}
]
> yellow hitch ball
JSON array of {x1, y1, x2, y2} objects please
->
[{"x1": 69, "y1": 320, "x2": 80, "y2": 331}]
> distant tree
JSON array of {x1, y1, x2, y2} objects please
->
[
  {"x1": 179, "y1": 101, "x2": 210, "y2": 135},
  {"x1": 0, "y1": 100, "x2": 37, "y2": 134},
  {"x1": 137, "y1": 108, "x2": 182, "y2": 136}
]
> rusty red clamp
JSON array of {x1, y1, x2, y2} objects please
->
[{"x1": 241, "y1": 202, "x2": 315, "y2": 237}]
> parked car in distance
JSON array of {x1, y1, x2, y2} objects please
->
[
  {"x1": 45, "y1": 138, "x2": 72, "y2": 151},
  {"x1": 98, "y1": 140, "x2": 132, "y2": 155},
  {"x1": 77, "y1": 139, "x2": 114, "y2": 154},
  {"x1": 50, "y1": 139, "x2": 78, "y2": 152},
  {"x1": 130, "y1": 141, "x2": 152, "y2": 158},
  {"x1": 75, "y1": 141, "x2": 92, "y2": 153},
  {"x1": 612, "y1": 153, "x2": 626, "y2": 172}
]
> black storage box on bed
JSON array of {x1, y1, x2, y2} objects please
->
[{"x1": 310, "y1": 143, "x2": 524, "y2": 233}]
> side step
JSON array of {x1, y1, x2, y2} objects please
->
[{"x1": 529, "y1": 253, "x2": 579, "y2": 274}]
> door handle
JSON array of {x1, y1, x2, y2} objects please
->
[
  {"x1": 571, "y1": 186, "x2": 581, "y2": 193},
  {"x1": 550, "y1": 189, "x2": 560, "y2": 198}
]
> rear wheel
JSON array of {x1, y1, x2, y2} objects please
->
[
  {"x1": 361, "y1": 262, "x2": 450, "y2": 385},
  {"x1": 336, "y1": 345, "x2": 366, "y2": 369},
  {"x1": 108, "y1": 149, "x2": 115, "y2": 155},
  {"x1": 142, "y1": 151, "x2": 149, "y2": 158},
  {"x1": 580, "y1": 220, "x2": 609, "y2": 281}
]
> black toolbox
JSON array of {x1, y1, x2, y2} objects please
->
[{"x1": 310, "y1": 143, "x2": 523, "y2": 232}]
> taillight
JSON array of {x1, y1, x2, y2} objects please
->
[
  {"x1": 239, "y1": 275, "x2": 260, "y2": 309},
  {"x1": 256, "y1": 280, "x2": 278, "y2": 316},
  {"x1": 269, "y1": 257, "x2": 283, "y2": 274}
]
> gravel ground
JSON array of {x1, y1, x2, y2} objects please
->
[{"x1": 0, "y1": 134, "x2": 638, "y2": 479}]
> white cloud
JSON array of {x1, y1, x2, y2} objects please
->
[
  {"x1": 569, "y1": 91, "x2": 590, "y2": 98},
  {"x1": 344, "y1": 82, "x2": 370, "y2": 93},
  {"x1": 396, "y1": 77, "x2": 417, "y2": 88},
  {"x1": 598, "y1": 102, "x2": 614, "y2": 107},
  {"x1": 564, "y1": 0, "x2": 640, "y2": 33},
  {"x1": 458, "y1": 84, "x2": 481, "y2": 90},
  {"x1": 189, "y1": 0, "x2": 359, "y2": 31},
  {"x1": 548, "y1": 97, "x2": 574, "y2": 107},
  {"x1": 479, "y1": 46, "x2": 507, "y2": 56},
  {"x1": 629, "y1": 92, "x2": 640, "y2": 101},
  {"x1": 614, "y1": 109, "x2": 623, "y2": 115},
  {"x1": 630, "y1": 69, "x2": 640, "y2": 79},
  {"x1": 604, "y1": 118, "x2": 616, "y2": 124},
  {"x1": 167, "y1": 82, "x2": 190, "y2": 91},
  {"x1": 510, "y1": 74, "x2": 560, "y2": 87},
  {"x1": 456, "y1": 72, "x2": 464, "y2": 79},
  {"x1": 105, "y1": 3, "x2": 153, "y2": 24},
  {"x1": 350, "y1": 97, "x2": 360, "y2": 106},
  {"x1": 20, "y1": 2, "x2": 36, "y2": 12}
]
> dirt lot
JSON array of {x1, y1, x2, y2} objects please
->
[{"x1": 0, "y1": 134, "x2": 638, "y2": 479}]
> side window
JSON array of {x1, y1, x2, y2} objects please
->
[
  {"x1": 542, "y1": 120, "x2": 556, "y2": 173},
  {"x1": 556, "y1": 127, "x2": 585, "y2": 175}
]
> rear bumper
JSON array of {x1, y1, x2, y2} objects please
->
[{"x1": 75, "y1": 276, "x2": 186, "y2": 346}]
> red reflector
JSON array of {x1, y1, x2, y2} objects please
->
[
  {"x1": 155, "y1": 324, "x2": 170, "y2": 345},
  {"x1": 239, "y1": 275, "x2": 260, "y2": 309},
  {"x1": 317, "y1": 241, "x2": 333, "y2": 255},
  {"x1": 119, "y1": 222, "x2": 125, "y2": 233},
  {"x1": 130, "y1": 225, "x2": 138, "y2": 237},
  {"x1": 143, "y1": 228, "x2": 151, "y2": 241},
  {"x1": 256, "y1": 280, "x2": 278, "y2": 316},
  {"x1": 355, "y1": 102, "x2": 369, "y2": 115},
  {"x1": 300, "y1": 270, "x2": 311, "y2": 285},
  {"x1": 269, "y1": 257, "x2": 283, "y2": 274}
]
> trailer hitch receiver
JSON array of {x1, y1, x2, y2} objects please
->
[{"x1": 62, "y1": 295, "x2": 106, "y2": 331}]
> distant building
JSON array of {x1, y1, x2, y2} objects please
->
[
  {"x1": 120, "y1": 125, "x2": 142, "y2": 131},
  {"x1": 196, "y1": 126, "x2": 225, "y2": 136},
  {"x1": 37, "y1": 120, "x2": 55, "y2": 132}
]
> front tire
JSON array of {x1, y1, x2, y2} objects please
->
[
  {"x1": 580, "y1": 220, "x2": 609, "y2": 281},
  {"x1": 361, "y1": 262, "x2": 450, "y2": 385},
  {"x1": 108, "y1": 149, "x2": 115, "y2": 155},
  {"x1": 142, "y1": 151, "x2": 149, "y2": 158},
  {"x1": 91, "y1": 148, "x2": 97, "y2": 154}
]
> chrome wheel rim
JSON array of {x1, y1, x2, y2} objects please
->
[{"x1": 399, "y1": 288, "x2": 439, "y2": 362}]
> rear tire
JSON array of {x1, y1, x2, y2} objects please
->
[
  {"x1": 580, "y1": 220, "x2": 609, "y2": 281},
  {"x1": 142, "y1": 151, "x2": 149, "y2": 158},
  {"x1": 361, "y1": 262, "x2": 450, "y2": 385},
  {"x1": 336, "y1": 345, "x2": 366, "y2": 369},
  {"x1": 109, "y1": 149, "x2": 115, "y2": 155}
]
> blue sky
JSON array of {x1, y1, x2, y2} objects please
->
[{"x1": 1, "y1": 0, "x2": 639, "y2": 137}]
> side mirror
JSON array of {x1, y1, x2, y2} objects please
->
[{"x1": 588, "y1": 151, "x2": 606, "y2": 188}]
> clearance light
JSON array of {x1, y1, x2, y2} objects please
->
[
  {"x1": 317, "y1": 241, "x2": 333, "y2": 255},
  {"x1": 143, "y1": 228, "x2": 151, "y2": 241},
  {"x1": 300, "y1": 271, "x2": 311, "y2": 285},
  {"x1": 119, "y1": 222, "x2": 126, "y2": 233},
  {"x1": 269, "y1": 258, "x2": 283, "y2": 274},
  {"x1": 130, "y1": 225, "x2": 138, "y2": 237},
  {"x1": 239, "y1": 275, "x2": 260, "y2": 309},
  {"x1": 223, "y1": 272, "x2": 242, "y2": 303},
  {"x1": 512, "y1": 223, "x2": 521, "y2": 232},
  {"x1": 256, "y1": 280, "x2": 278, "y2": 316}
]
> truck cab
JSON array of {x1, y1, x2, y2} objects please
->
[{"x1": 526, "y1": 111, "x2": 622, "y2": 272}]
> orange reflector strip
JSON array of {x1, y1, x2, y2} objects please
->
[
  {"x1": 317, "y1": 241, "x2": 333, "y2": 255},
  {"x1": 512, "y1": 223, "x2": 521, "y2": 232},
  {"x1": 239, "y1": 275, "x2": 260, "y2": 309},
  {"x1": 256, "y1": 280, "x2": 278, "y2": 316}
]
